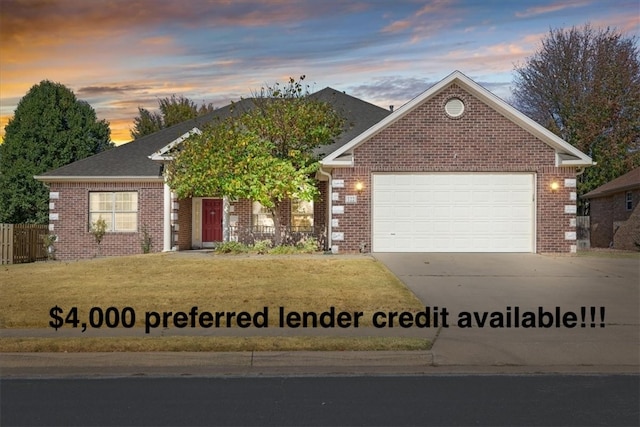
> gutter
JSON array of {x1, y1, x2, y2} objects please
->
[
  {"x1": 317, "y1": 167, "x2": 332, "y2": 251},
  {"x1": 34, "y1": 176, "x2": 163, "y2": 183}
]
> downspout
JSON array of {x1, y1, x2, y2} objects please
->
[
  {"x1": 163, "y1": 171, "x2": 172, "y2": 252},
  {"x1": 317, "y1": 167, "x2": 332, "y2": 251}
]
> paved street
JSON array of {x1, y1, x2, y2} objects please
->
[{"x1": 2, "y1": 375, "x2": 638, "y2": 426}]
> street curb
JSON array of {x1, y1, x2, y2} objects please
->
[{"x1": 2, "y1": 351, "x2": 639, "y2": 378}]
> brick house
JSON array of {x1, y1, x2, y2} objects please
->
[
  {"x1": 583, "y1": 167, "x2": 640, "y2": 250},
  {"x1": 35, "y1": 88, "x2": 390, "y2": 259},
  {"x1": 36, "y1": 71, "x2": 593, "y2": 259}
]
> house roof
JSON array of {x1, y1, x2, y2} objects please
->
[
  {"x1": 320, "y1": 70, "x2": 594, "y2": 168},
  {"x1": 583, "y1": 167, "x2": 640, "y2": 199},
  {"x1": 36, "y1": 89, "x2": 388, "y2": 182},
  {"x1": 310, "y1": 88, "x2": 391, "y2": 159}
]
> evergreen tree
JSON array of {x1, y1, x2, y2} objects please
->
[{"x1": 0, "y1": 80, "x2": 113, "y2": 223}]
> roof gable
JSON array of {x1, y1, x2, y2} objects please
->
[{"x1": 321, "y1": 70, "x2": 593, "y2": 168}]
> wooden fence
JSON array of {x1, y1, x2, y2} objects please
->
[
  {"x1": 0, "y1": 224, "x2": 49, "y2": 265},
  {"x1": 576, "y1": 216, "x2": 590, "y2": 250}
]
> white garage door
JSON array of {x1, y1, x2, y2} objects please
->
[{"x1": 373, "y1": 173, "x2": 534, "y2": 252}]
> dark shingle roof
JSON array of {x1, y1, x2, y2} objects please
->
[
  {"x1": 37, "y1": 89, "x2": 388, "y2": 180},
  {"x1": 309, "y1": 88, "x2": 391, "y2": 158},
  {"x1": 583, "y1": 167, "x2": 640, "y2": 199}
]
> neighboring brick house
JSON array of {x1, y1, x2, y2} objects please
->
[
  {"x1": 583, "y1": 167, "x2": 640, "y2": 250},
  {"x1": 36, "y1": 71, "x2": 593, "y2": 260}
]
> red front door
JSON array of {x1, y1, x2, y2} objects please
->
[{"x1": 202, "y1": 199, "x2": 223, "y2": 242}]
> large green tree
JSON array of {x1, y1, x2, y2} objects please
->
[
  {"x1": 513, "y1": 25, "x2": 640, "y2": 197},
  {"x1": 130, "y1": 95, "x2": 216, "y2": 139},
  {"x1": 167, "y1": 76, "x2": 345, "y2": 245},
  {"x1": 0, "y1": 80, "x2": 113, "y2": 224}
]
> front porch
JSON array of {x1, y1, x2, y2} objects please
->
[{"x1": 165, "y1": 194, "x2": 327, "y2": 251}]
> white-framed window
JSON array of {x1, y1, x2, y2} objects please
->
[
  {"x1": 251, "y1": 200, "x2": 314, "y2": 232},
  {"x1": 291, "y1": 199, "x2": 314, "y2": 232},
  {"x1": 626, "y1": 191, "x2": 633, "y2": 211},
  {"x1": 252, "y1": 201, "x2": 274, "y2": 232},
  {"x1": 89, "y1": 192, "x2": 138, "y2": 232}
]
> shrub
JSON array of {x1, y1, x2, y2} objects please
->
[
  {"x1": 42, "y1": 234, "x2": 57, "y2": 260},
  {"x1": 90, "y1": 217, "x2": 108, "y2": 256},
  {"x1": 269, "y1": 245, "x2": 298, "y2": 255},
  {"x1": 296, "y1": 236, "x2": 319, "y2": 253},
  {"x1": 140, "y1": 226, "x2": 152, "y2": 254},
  {"x1": 215, "y1": 241, "x2": 249, "y2": 254},
  {"x1": 253, "y1": 239, "x2": 272, "y2": 254}
]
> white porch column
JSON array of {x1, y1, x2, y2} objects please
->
[
  {"x1": 222, "y1": 196, "x2": 230, "y2": 242},
  {"x1": 163, "y1": 181, "x2": 172, "y2": 252}
]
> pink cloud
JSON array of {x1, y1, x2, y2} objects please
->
[
  {"x1": 380, "y1": 0, "x2": 460, "y2": 43},
  {"x1": 515, "y1": 0, "x2": 592, "y2": 18}
]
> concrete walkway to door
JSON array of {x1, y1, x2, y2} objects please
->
[{"x1": 374, "y1": 252, "x2": 640, "y2": 371}]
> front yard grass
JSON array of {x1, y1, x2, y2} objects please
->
[{"x1": 0, "y1": 253, "x2": 427, "y2": 352}]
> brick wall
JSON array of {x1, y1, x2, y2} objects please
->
[
  {"x1": 47, "y1": 181, "x2": 164, "y2": 260},
  {"x1": 590, "y1": 189, "x2": 640, "y2": 249},
  {"x1": 177, "y1": 197, "x2": 192, "y2": 250},
  {"x1": 329, "y1": 84, "x2": 578, "y2": 253}
]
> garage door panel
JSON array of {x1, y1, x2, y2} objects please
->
[
  {"x1": 472, "y1": 191, "x2": 491, "y2": 203},
  {"x1": 451, "y1": 191, "x2": 471, "y2": 202},
  {"x1": 394, "y1": 220, "x2": 415, "y2": 233},
  {"x1": 375, "y1": 220, "x2": 395, "y2": 233},
  {"x1": 394, "y1": 191, "x2": 412, "y2": 203},
  {"x1": 432, "y1": 191, "x2": 451, "y2": 203},
  {"x1": 373, "y1": 173, "x2": 534, "y2": 252},
  {"x1": 413, "y1": 221, "x2": 434, "y2": 233},
  {"x1": 375, "y1": 190, "x2": 395, "y2": 203}
]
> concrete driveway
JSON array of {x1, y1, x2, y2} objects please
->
[{"x1": 375, "y1": 253, "x2": 640, "y2": 371}]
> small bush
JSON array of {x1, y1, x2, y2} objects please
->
[
  {"x1": 215, "y1": 241, "x2": 250, "y2": 254},
  {"x1": 42, "y1": 234, "x2": 58, "y2": 260},
  {"x1": 90, "y1": 217, "x2": 108, "y2": 256},
  {"x1": 140, "y1": 226, "x2": 152, "y2": 254},
  {"x1": 253, "y1": 239, "x2": 273, "y2": 254},
  {"x1": 269, "y1": 245, "x2": 299, "y2": 255},
  {"x1": 296, "y1": 236, "x2": 319, "y2": 253}
]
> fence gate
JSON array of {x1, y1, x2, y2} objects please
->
[
  {"x1": 0, "y1": 224, "x2": 12, "y2": 265},
  {"x1": 576, "y1": 216, "x2": 590, "y2": 250},
  {"x1": 0, "y1": 224, "x2": 49, "y2": 264}
]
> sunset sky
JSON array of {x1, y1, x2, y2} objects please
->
[{"x1": 1, "y1": 0, "x2": 638, "y2": 145}]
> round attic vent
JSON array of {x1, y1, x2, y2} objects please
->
[{"x1": 445, "y1": 98, "x2": 465, "y2": 118}]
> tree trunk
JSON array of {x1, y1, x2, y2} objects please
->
[{"x1": 271, "y1": 202, "x2": 283, "y2": 246}]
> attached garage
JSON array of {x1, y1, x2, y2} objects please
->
[
  {"x1": 319, "y1": 71, "x2": 594, "y2": 254},
  {"x1": 373, "y1": 173, "x2": 535, "y2": 252}
]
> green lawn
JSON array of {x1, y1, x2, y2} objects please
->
[{"x1": 0, "y1": 253, "x2": 428, "y2": 352}]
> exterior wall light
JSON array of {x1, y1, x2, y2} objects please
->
[
  {"x1": 550, "y1": 181, "x2": 560, "y2": 191},
  {"x1": 355, "y1": 181, "x2": 364, "y2": 192}
]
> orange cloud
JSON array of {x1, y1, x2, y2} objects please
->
[{"x1": 382, "y1": 20, "x2": 413, "y2": 33}]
